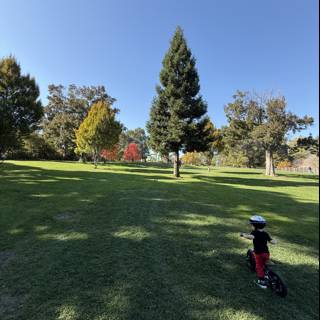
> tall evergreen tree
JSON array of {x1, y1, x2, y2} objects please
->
[
  {"x1": 0, "y1": 56, "x2": 43, "y2": 158},
  {"x1": 147, "y1": 91, "x2": 170, "y2": 162},
  {"x1": 147, "y1": 27, "x2": 210, "y2": 176}
]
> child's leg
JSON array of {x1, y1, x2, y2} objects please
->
[
  {"x1": 262, "y1": 253, "x2": 270, "y2": 268},
  {"x1": 254, "y1": 253, "x2": 266, "y2": 279},
  {"x1": 254, "y1": 253, "x2": 270, "y2": 288}
]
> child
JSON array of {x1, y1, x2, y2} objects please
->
[{"x1": 240, "y1": 215, "x2": 277, "y2": 289}]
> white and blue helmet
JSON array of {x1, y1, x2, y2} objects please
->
[{"x1": 249, "y1": 215, "x2": 266, "y2": 228}]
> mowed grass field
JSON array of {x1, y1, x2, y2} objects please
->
[{"x1": 0, "y1": 161, "x2": 318, "y2": 320}]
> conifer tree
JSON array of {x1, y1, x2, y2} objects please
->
[
  {"x1": 0, "y1": 56, "x2": 43, "y2": 158},
  {"x1": 147, "y1": 27, "x2": 210, "y2": 177},
  {"x1": 147, "y1": 90, "x2": 170, "y2": 161}
]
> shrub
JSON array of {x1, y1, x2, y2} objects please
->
[
  {"x1": 277, "y1": 160, "x2": 292, "y2": 169},
  {"x1": 123, "y1": 143, "x2": 141, "y2": 162}
]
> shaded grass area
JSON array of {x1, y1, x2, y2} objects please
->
[{"x1": 0, "y1": 161, "x2": 319, "y2": 320}]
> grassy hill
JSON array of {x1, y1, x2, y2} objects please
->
[{"x1": 0, "y1": 161, "x2": 318, "y2": 320}]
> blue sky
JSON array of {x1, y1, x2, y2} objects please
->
[{"x1": 0, "y1": 0, "x2": 319, "y2": 137}]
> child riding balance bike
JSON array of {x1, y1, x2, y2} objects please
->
[{"x1": 240, "y1": 215, "x2": 277, "y2": 289}]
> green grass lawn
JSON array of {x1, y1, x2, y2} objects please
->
[{"x1": 0, "y1": 161, "x2": 318, "y2": 320}]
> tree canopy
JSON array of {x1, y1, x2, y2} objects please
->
[
  {"x1": 123, "y1": 143, "x2": 141, "y2": 162},
  {"x1": 119, "y1": 128, "x2": 149, "y2": 161},
  {"x1": 0, "y1": 56, "x2": 43, "y2": 158},
  {"x1": 147, "y1": 27, "x2": 211, "y2": 176},
  {"x1": 75, "y1": 100, "x2": 122, "y2": 167},
  {"x1": 42, "y1": 84, "x2": 114, "y2": 159},
  {"x1": 147, "y1": 93, "x2": 171, "y2": 161},
  {"x1": 223, "y1": 91, "x2": 313, "y2": 175}
]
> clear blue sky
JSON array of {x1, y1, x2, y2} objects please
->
[{"x1": 1, "y1": 0, "x2": 319, "y2": 137}]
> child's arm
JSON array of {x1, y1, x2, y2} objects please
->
[
  {"x1": 267, "y1": 232, "x2": 277, "y2": 244},
  {"x1": 270, "y1": 238, "x2": 277, "y2": 245},
  {"x1": 240, "y1": 233, "x2": 255, "y2": 240}
]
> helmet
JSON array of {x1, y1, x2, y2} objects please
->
[{"x1": 249, "y1": 215, "x2": 266, "y2": 229}]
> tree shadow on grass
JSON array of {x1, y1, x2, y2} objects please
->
[
  {"x1": 218, "y1": 170, "x2": 319, "y2": 181},
  {"x1": 276, "y1": 172, "x2": 320, "y2": 180},
  {"x1": 117, "y1": 168, "x2": 174, "y2": 175},
  {"x1": 219, "y1": 170, "x2": 264, "y2": 175},
  {"x1": 122, "y1": 168, "x2": 198, "y2": 176},
  {"x1": 102, "y1": 161, "x2": 172, "y2": 169},
  {"x1": 0, "y1": 162, "x2": 318, "y2": 320},
  {"x1": 196, "y1": 175, "x2": 319, "y2": 188}
]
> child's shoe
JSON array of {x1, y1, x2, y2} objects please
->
[{"x1": 255, "y1": 279, "x2": 268, "y2": 289}]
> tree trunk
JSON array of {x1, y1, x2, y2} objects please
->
[
  {"x1": 62, "y1": 147, "x2": 66, "y2": 160},
  {"x1": 0, "y1": 147, "x2": 4, "y2": 163},
  {"x1": 173, "y1": 151, "x2": 180, "y2": 177},
  {"x1": 265, "y1": 149, "x2": 276, "y2": 176},
  {"x1": 93, "y1": 151, "x2": 98, "y2": 169},
  {"x1": 82, "y1": 154, "x2": 87, "y2": 163},
  {"x1": 162, "y1": 153, "x2": 170, "y2": 164}
]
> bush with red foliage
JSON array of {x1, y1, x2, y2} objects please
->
[
  {"x1": 123, "y1": 143, "x2": 141, "y2": 162},
  {"x1": 100, "y1": 145, "x2": 119, "y2": 161}
]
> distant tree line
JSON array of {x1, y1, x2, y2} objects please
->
[
  {"x1": 146, "y1": 28, "x2": 314, "y2": 176},
  {"x1": 0, "y1": 56, "x2": 149, "y2": 166},
  {"x1": 1, "y1": 27, "x2": 316, "y2": 176},
  {"x1": 181, "y1": 91, "x2": 317, "y2": 174},
  {"x1": 218, "y1": 91, "x2": 315, "y2": 175}
]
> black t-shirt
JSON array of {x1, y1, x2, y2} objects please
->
[{"x1": 251, "y1": 230, "x2": 272, "y2": 254}]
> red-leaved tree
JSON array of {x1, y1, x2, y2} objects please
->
[
  {"x1": 123, "y1": 143, "x2": 141, "y2": 162},
  {"x1": 101, "y1": 144, "x2": 119, "y2": 161}
]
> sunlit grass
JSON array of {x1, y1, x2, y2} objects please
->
[
  {"x1": 0, "y1": 161, "x2": 318, "y2": 320},
  {"x1": 113, "y1": 226, "x2": 152, "y2": 241}
]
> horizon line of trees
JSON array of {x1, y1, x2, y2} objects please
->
[
  {"x1": 145, "y1": 27, "x2": 314, "y2": 176},
  {"x1": 1, "y1": 27, "x2": 317, "y2": 176},
  {"x1": 0, "y1": 57, "x2": 150, "y2": 165},
  {"x1": 181, "y1": 134, "x2": 319, "y2": 169}
]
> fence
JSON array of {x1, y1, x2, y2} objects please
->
[{"x1": 278, "y1": 167, "x2": 319, "y2": 175}]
